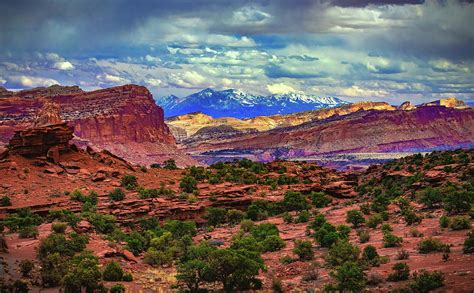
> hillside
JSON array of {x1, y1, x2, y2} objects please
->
[{"x1": 0, "y1": 136, "x2": 473, "y2": 291}]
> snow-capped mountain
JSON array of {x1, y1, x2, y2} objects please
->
[{"x1": 156, "y1": 88, "x2": 349, "y2": 118}]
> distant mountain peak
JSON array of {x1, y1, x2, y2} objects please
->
[{"x1": 156, "y1": 88, "x2": 349, "y2": 118}]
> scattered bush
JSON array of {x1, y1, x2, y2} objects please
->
[
  {"x1": 417, "y1": 238, "x2": 450, "y2": 254},
  {"x1": 326, "y1": 239, "x2": 360, "y2": 267},
  {"x1": 261, "y1": 235, "x2": 286, "y2": 252},
  {"x1": 180, "y1": 176, "x2": 197, "y2": 193},
  {"x1": 110, "y1": 284, "x2": 126, "y2": 293},
  {"x1": 449, "y1": 216, "x2": 470, "y2": 230},
  {"x1": 293, "y1": 240, "x2": 313, "y2": 260},
  {"x1": 463, "y1": 230, "x2": 474, "y2": 254},
  {"x1": 346, "y1": 209, "x2": 365, "y2": 228},
  {"x1": 19, "y1": 259, "x2": 34, "y2": 277},
  {"x1": 439, "y1": 215, "x2": 450, "y2": 228},
  {"x1": 103, "y1": 261, "x2": 124, "y2": 281},
  {"x1": 397, "y1": 249, "x2": 410, "y2": 260},
  {"x1": 358, "y1": 230, "x2": 370, "y2": 243},
  {"x1": 280, "y1": 191, "x2": 309, "y2": 211},
  {"x1": 205, "y1": 207, "x2": 227, "y2": 226},
  {"x1": 420, "y1": 187, "x2": 442, "y2": 208},
  {"x1": 109, "y1": 188, "x2": 125, "y2": 201},
  {"x1": 121, "y1": 175, "x2": 138, "y2": 190},
  {"x1": 330, "y1": 261, "x2": 366, "y2": 292},
  {"x1": 163, "y1": 159, "x2": 178, "y2": 170},
  {"x1": 19, "y1": 225, "x2": 39, "y2": 238},
  {"x1": 297, "y1": 210, "x2": 310, "y2": 223},
  {"x1": 282, "y1": 212, "x2": 293, "y2": 223},
  {"x1": 409, "y1": 228, "x2": 423, "y2": 238},
  {"x1": 383, "y1": 232, "x2": 403, "y2": 248},
  {"x1": 409, "y1": 270, "x2": 444, "y2": 292},
  {"x1": 51, "y1": 222, "x2": 67, "y2": 234},
  {"x1": 311, "y1": 192, "x2": 331, "y2": 208},
  {"x1": 387, "y1": 263, "x2": 410, "y2": 281},
  {"x1": 62, "y1": 252, "x2": 103, "y2": 292},
  {"x1": 240, "y1": 219, "x2": 254, "y2": 232},
  {"x1": 0, "y1": 196, "x2": 11, "y2": 206},
  {"x1": 226, "y1": 209, "x2": 245, "y2": 224},
  {"x1": 362, "y1": 245, "x2": 380, "y2": 266},
  {"x1": 367, "y1": 213, "x2": 383, "y2": 228}
]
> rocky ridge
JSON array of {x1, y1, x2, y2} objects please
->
[{"x1": 0, "y1": 84, "x2": 197, "y2": 167}]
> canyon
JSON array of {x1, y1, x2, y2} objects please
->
[{"x1": 168, "y1": 99, "x2": 474, "y2": 168}]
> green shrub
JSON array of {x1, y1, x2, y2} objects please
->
[
  {"x1": 449, "y1": 216, "x2": 470, "y2": 230},
  {"x1": 383, "y1": 232, "x2": 403, "y2": 248},
  {"x1": 387, "y1": 262, "x2": 410, "y2": 281},
  {"x1": 163, "y1": 159, "x2": 178, "y2": 170},
  {"x1": 281, "y1": 191, "x2": 309, "y2": 211},
  {"x1": 397, "y1": 249, "x2": 410, "y2": 260},
  {"x1": 463, "y1": 230, "x2": 474, "y2": 254},
  {"x1": 51, "y1": 222, "x2": 67, "y2": 233},
  {"x1": 109, "y1": 188, "x2": 125, "y2": 201},
  {"x1": 121, "y1": 175, "x2": 138, "y2": 190},
  {"x1": 417, "y1": 238, "x2": 450, "y2": 254},
  {"x1": 337, "y1": 225, "x2": 351, "y2": 239},
  {"x1": 19, "y1": 259, "x2": 34, "y2": 277},
  {"x1": 330, "y1": 261, "x2": 366, "y2": 292},
  {"x1": 226, "y1": 209, "x2": 245, "y2": 224},
  {"x1": 103, "y1": 261, "x2": 124, "y2": 281},
  {"x1": 4, "y1": 208, "x2": 42, "y2": 232},
  {"x1": 420, "y1": 187, "x2": 442, "y2": 208},
  {"x1": 19, "y1": 225, "x2": 38, "y2": 238},
  {"x1": 246, "y1": 200, "x2": 271, "y2": 221},
  {"x1": 251, "y1": 223, "x2": 279, "y2": 242},
  {"x1": 143, "y1": 247, "x2": 172, "y2": 266},
  {"x1": 362, "y1": 245, "x2": 380, "y2": 266},
  {"x1": 0, "y1": 196, "x2": 11, "y2": 206},
  {"x1": 326, "y1": 239, "x2": 360, "y2": 267},
  {"x1": 311, "y1": 192, "x2": 331, "y2": 208},
  {"x1": 439, "y1": 215, "x2": 450, "y2": 228},
  {"x1": 110, "y1": 284, "x2": 126, "y2": 293},
  {"x1": 367, "y1": 213, "x2": 383, "y2": 228},
  {"x1": 261, "y1": 235, "x2": 285, "y2": 252},
  {"x1": 62, "y1": 252, "x2": 103, "y2": 292},
  {"x1": 37, "y1": 232, "x2": 88, "y2": 260},
  {"x1": 41, "y1": 252, "x2": 68, "y2": 287},
  {"x1": 358, "y1": 230, "x2": 370, "y2": 243},
  {"x1": 240, "y1": 219, "x2": 254, "y2": 232},
  {"x1": 12, "y1": 280, "x2": 29, "y2": 293},
  {"x1": 205, "y1": 207, "x2": 227, "y2": 226},
  {"x1": 443, "y1": 188, "x2": 473, "y2": 214},
  {"x1": 402, "y1": 209, "x2": 422, "y2": 225},
  {"x1": 282, "y1": 212, "x2": 293, "y2": 223},
  {"x1": 123, "y1": 272, "x2": 133, "y2": 281},
  {"x1": 409, "y1": 270, "x2": 444, "y2": 292},
  {"x1": 381, "y1": 223, "x2": 393, "y2": 233},
  {"x1": 293, "y1": 240, "x2": 313, "y2": 260},
  {"x1": 180, "y1": 176, "x2": 197, "y2": 193},
  {"x1": 297, "y1": 210, "x2": 310, "y2": 223},
  {"x1": 346, "y1": 209, "x2": 365, "y2": 228},
  {"x1": 126, "y1": 231, "x2": 147, "y2": 255}
]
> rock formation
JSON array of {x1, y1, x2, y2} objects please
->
[
  {"x1": 0, "y1": 85, "x2": 197, "y2": 167},
  {"x1": 182, "y1": 104, "x2": 474, "y2": 164},
  {"x1": 8, "y1": 100, "x2": 73, "y2": 161},
  {"x1": 398, "y1": 101, "x2": 416, "y2": 110}
]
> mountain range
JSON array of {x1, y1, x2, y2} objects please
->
[{"x1": 156, "y1": 88, "x2": 348, "y2": 118}]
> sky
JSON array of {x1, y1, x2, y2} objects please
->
[{"x1": 0, "y1": 0, "x2": 473, "y2": 104}]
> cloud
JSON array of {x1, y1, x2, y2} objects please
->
[
  {"x1": 168, "y1": 71, "x2": 208, "y2": 88},
  {"x1": 7, "y1": 75, "x2": 59, "y2": 88},
  {"x1": 429, "y1": 59, "x2": 470, "y2": 73},
  {"x1": 341, "y1": 85, "x2": 389, "y2": 97},
  {"x1": 53, "y1": 61, "x2": 75, "y2": 70},
  {"x1": 267, "y1": 83, "x2": 298, "y2": 94},
  {"x1": 96, "y1": 74, "x2": 130, "y2": 84}
]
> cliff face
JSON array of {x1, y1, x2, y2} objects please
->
[
  {"x1": 0, "y1": 85, "x2": 197, "y2": 166},
  {"x1": 166, "y1": 101, "x2": 395, "y2": 142},
  {"x1": 183, "y1": 105, "x2": 474, "y2": 163}
]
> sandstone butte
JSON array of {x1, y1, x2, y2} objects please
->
[{"x1": 0, "y1": 84, "x2": 198, "y2": 167}]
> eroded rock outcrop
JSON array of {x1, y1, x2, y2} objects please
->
[
  {"x1": 0, "y1": 85, "x2": 197, "y2": 166},
  {"x1": 8, "y1": 101, "x2": 73, "y2": 160}
]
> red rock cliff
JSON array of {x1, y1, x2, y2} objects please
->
[{"x1": 0, "y1": 85, "x2": 197, "y2": 167}]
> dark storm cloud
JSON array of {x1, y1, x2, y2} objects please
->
[{"x1": 331, "y1": 0, "x2": 425, "y2": 7}]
